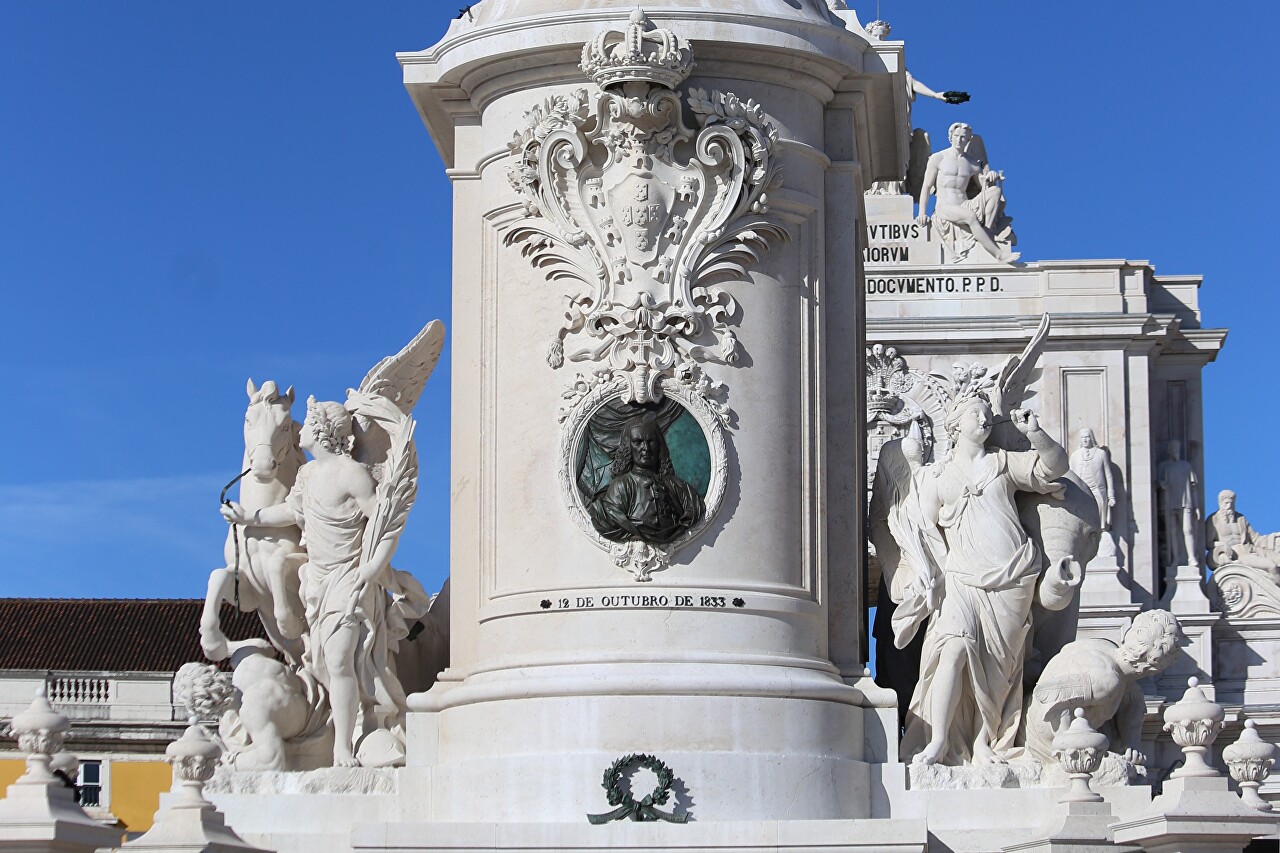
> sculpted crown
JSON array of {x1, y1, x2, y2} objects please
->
[{"x1": 579, "y1": 8, "x2": 695, "y2": 90}]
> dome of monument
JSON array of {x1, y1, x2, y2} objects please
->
[{"x1": 471, "y1": 0, "x2": 839, "y2": 28}]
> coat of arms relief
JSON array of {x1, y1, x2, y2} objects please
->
[{"x1": 505, "y1": 9, "x2": 787, "y2": 579}]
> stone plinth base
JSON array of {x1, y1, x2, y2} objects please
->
[
  {"x1": 202, "y1": 767, "x2": 402, "y2": 853},
  {"x1": 0, "y1": 778, "x2": 123, "y2": 853},
  {"x1": 1155, "y1": 612, "x2": 1219, "y2": 705},
  {"x1": 1002, "y1": 801, "x2": 1139, "y2": 853},
  {"x1": 1162, "y1": 564, "x2": 1211, "y2": 616},
  {"x1": 1111, "y1": 776, "x2": 1276, "y2": 853},
  {"x1": 412, "y1": 680, "x2": 877, "y2": 823},
  {"x1": 121, "y1": 801, "x2": 269, "y2": 853},
  {"x1": 876, "y1": 765, "x2": 1155, "y2": 853},
  {"x1": 1078, "y1": 561, "x2": 1133, "y2": 611},
  {"x1": 349, "y1": 819, "x2": 929, "y2": 852}
]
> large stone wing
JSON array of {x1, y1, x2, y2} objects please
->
[
  {"x1": 994, "y1": 313, "x2": 1049, "y2": 415},
  {"x1": 348, "y1": 320, "x2": 445, "y2": 469},
  {"x1": 966, "y1": 133, "x2": 991, "y2": 170},
  {"x1": 868, "y1": 439, "x2": 913, "y2": 602},
  {"x1": 1032, "y1": 671, "x2": 1097, "y2": 721},
  {"x1": 354, "y1": 392, "x2": 419, "y2": 571},
  {"x1": 355, "y1": 320, "x2": 446, "y2": 416},
  {"x1": 989, "y1": 313, "x2": 1049, "y2": 450}
]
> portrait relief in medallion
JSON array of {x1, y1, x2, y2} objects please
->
[
  {"x1": 580, "y1": 407, "x2": 709, "y2": 547},
  {"x1": 559, "y1": 374, "x2": 727, "y2": 582}
]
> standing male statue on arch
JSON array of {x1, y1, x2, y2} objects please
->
[{"x1": 1070, "y1": 428, "x2": 1119, "y2": 562}]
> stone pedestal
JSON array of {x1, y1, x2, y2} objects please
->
[
  {"x1": 351, "y1": 819, "x2": 930, "y2": 852},
  {"x1": 395, "y1": 0, "x2": 905, "y2": 828},
  {"x1": 120, "y1": 803, "x2": 268, "y2": 853},
  {"x1": 1075, "y1": 604, "x2": 1143, "y2": 647},
  {"x1": 205, "y1": 769, "x2": 400, "y2": 853},
  {"x1": 0, "y1": 779, "x2": 123, "y2": 853},
  {"x1": 1110, "y1": 776, "x2": 1276, "y2": 853},
  {"x1": 1003, "y1": 801, "x2": 1138, "y2": 853},
  {"x1": 1157, "y1": 612, "x2": 1220, "y2": 703},
  {"x1": 122, "y1": 722, "x2": 270, "y2": 853},
  {"x1": 1078, "y1": 563, "x2": 1133, "y2": 611},
  {"x1": 1163, "y1": 563, "x2": 1210, "y2": 615}
]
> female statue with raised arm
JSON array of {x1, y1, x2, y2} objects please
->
[{"x1": 894, "y1": 391, "x2": 1072, "y2": 766}]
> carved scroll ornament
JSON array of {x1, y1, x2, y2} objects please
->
[{"x1": 506, "y1": 9, "x2": 787, "y2": 408}]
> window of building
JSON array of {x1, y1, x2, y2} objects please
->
[{"x1": 77, "y1": 761, "x2": 101, "y2": 807}]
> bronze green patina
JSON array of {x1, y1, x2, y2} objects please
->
[
  {"x1": 587, "y1": 754, "x2": 689, "y2": 824},
  {"x1": 577, "y1": 400, "x2": 709, "y2": 547}
]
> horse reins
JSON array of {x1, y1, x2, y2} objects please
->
[{"x1": 220, "y1": 468, "x2": 251, "y2": 608}]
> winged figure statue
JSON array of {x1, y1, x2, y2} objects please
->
[{"x1": 219, "y1": 320, "x2": 445, "y2": 769}]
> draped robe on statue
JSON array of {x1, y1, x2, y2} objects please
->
[
  {"x1": 902, "y1": 449, "x2": 1061, "y2": 764},
  {"x1": 289, "y1": 463, "x2": 411, "y2": 722}
]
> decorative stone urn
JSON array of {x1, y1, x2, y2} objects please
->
[
  {"x1": 121, "y1": 717, "x2": 268, "y2": 852},
  {"x1": 1052, "y1": 708, "x2": 1108, "y2": 804},
  {"x1": 165, "y1": 717, "x2": 222, "y2": 807},
  {"x1": 0, "y1": 686, "x2": 122, "y2": 853},
  {"x1": 1164, "y1": 677, "x2": 1225, "y2": 778},
  {"x1": 7, "y1": 686, "x2": 69, "y2": 786},
  {"x1": 1223, "y1": 719, "x2": 1277, "y2": 812}
]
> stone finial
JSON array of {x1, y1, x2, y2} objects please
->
[
  {"x1": 120, "y1": 715, "x2": 269, "y2": 851},
  {"x1": 1052, "y1": 708, "x2": 1109, "y2": 803},
  {"x1": 1164, "y1": 677, "x2": 1225, "y2": 778},
  {"x1": 579, "y1": 9, "x2": 695, "y2": 90},
  {"x1": 167, "y1": 716, "x2": 221, "y2": 806},
  {"x1": 8, "y1": 684, "x2": 71, "y2": 785},
  {"x1": 1223, "y1": 719, "x2": 1277, "y2": 812}
]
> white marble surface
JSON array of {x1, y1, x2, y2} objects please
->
[{"x1": 390, "y1": 0, "x2": 905, "y2": 828}]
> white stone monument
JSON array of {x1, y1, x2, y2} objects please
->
[
  {"x1": 176, "y1": 1, "x2": 1280, "y2": 851},
  {"x1": 391, "y1": 0, "x2": 906, "y2": 835}
]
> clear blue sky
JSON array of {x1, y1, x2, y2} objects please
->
[{"x1": 1, "y1": 2, "x2": 1276, "y2": 599}]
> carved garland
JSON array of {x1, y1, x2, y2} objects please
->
[{"x1": 557, "y1": 367, "x2": 729, "y2": 582}]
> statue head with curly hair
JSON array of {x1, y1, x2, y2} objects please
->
[
  {"x1": 1118, "y1": 609, "x2": 1181, "y2": 677},
  {"x1": 612, "y1": 413, "x2": 675, "y2": 478},
  {"x1": 303, "y1": 396, "x2": 355, "y2": 457},
  {"x1": 173, "y1": 662, "x2": 235, "y2": 723}
]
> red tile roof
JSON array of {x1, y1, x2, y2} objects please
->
[{"x1": 0, "y1": 599, "x2": 266, "y2": 673}]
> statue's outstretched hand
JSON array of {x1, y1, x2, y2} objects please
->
[
  {"x1": 221, "y1": 501, "x2": 248, "y2": 525},
  {"x1": 1010, "y1": 408, "x2": 1040, "y2": 435}
]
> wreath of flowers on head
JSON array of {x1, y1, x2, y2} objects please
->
[{"x1": 587, "y1": 753, "x2": 689, "y2": 824}]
